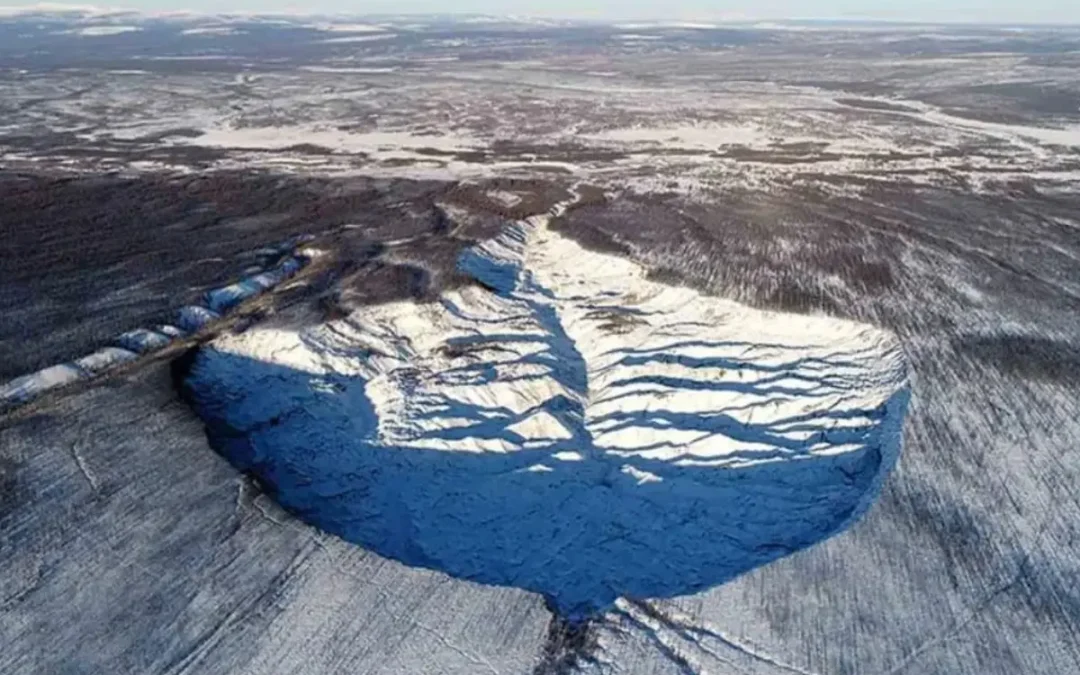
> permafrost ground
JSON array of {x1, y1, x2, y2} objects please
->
[
  {"x1": 4, "y1": 12, "x2": 1080, "y2": 675},
  {"x1": 185, "y1": 208, "x2": 908, "y2": 618}
]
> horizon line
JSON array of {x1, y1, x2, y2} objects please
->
[{"x1": 1, "y1": 4, "x2": 1078, "y2": 29}]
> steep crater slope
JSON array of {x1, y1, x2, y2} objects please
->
[{"x1": 183, "y1": 212, "x2": 909, "y2": 619}]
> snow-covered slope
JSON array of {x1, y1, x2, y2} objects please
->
[{"x1": 187, "y1": 213, "x2": 908, "y2": 619}]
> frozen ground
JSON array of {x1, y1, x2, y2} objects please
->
[
  {"x1": 2, "y1": 11, "x2": 1080, "y2": 675},
  {"x1": 2, "y1": 13, "x2": 1079, "y2": 192}
]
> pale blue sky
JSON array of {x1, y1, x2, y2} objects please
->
[{"x1": 17, "y1": 0, "x2": 1080, "y2": 24}]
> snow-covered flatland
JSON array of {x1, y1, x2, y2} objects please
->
[
  {"x1": 0, "y1": 13, "x2": 1076, "y2": 195},
  {"x1": 66, "y1": 24, "x2": 141, "y2": 36},
  {"x1": 180, "y1": 25, "x2": 243, "y2": 36},
  {"x1": 308, "y1": 21, "x2": 387, "y2": 33},
  {"x1": 3, "y1": 14, "x2": 1080, "y2": 675},
  {"x1": 319, "y1": 33, "x2": 396, "y2": 44},
  {"x1": 581, "y1": 123, "x2": 769, "y2": 148}
]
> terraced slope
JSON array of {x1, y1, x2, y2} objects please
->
[{"x1": 185, "y1": 209, "x2": 909, "y2": 618}]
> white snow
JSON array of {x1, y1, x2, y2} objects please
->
[
  {"x1": 246, "y1": 268, "x2": 287, "y2": 290},
  {"x1": 177, "y1": 306, "x2": 221, "y2": 333},
  {"x1": 141, "y1": 55, "x2": 233, "y2": 61},
  {"x1": 205, "y1": 281, "x2": 261, "y2": 313},
  {"x1": 115, "y1": 328, "x2": 173, "y2": 354},
  {"x1": 0, "y1": 363, "x2": 85, "y2": 406},
  {"x1": 297, "y1": 66, "x2": 398, "y2": 74},
  {"x1": 614, "y1": 22, "x2": 722, "y2": 30},
  {"x1": 583, "y1": 123, "x2": 769, "y2": 149},
  {"x1": 182, "y1": 125, "x2": 483, "y2": 156},
  {"x1": 204, "y1": 251, "x2": 305, "y2": 312},
  {"x1": 486, "y1": 189, "x2": 522, "y2": 208},
  {"x1": 309, "y1": 22, "x2": 386, "y2": 33},
  {"x1": 0, "y1": 3, "x2": 113, "y2": 16},
  {"x1": 73, "y1": 347, "x2": 138, "y2": 374},
  {"x1": 917, "y1": 108, "x2": 1080, "y2": 148},
  {"x1": 188, "y1": 203, "x2": 908, "y2": 619},
  {"x1": 320, "y1": 34, "x2": 395, "y2": 44},
  {"x1": 67, "y1": 24, "x2": 141, "y2": 36},
  {"x1": 180, "y1": 26, "x2": 243, "y2": 36}
]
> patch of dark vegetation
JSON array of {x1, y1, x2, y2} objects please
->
[
  {"x1": 793, "y1": 80, "x2": 895, "y2": 96},
  {"x1": 555, "y1": 188, "x2": 901, "y2": 321},
  {"x1": 398, "y1": 236, "x2": 491, "y2": 292},
  {"x1": 718, "y1": 144, "x2": 950, "y2": 166},
  {"x1": 414, "y1": 142, "x2": 629, "y2": 166},
  {"x1": 0, "y1": 129, "x2": 234, "y2": 167},
  {"x1": 939, "y1": 107, "x2": 1033, "y2": 126},
  {"x1": 953, "y1": 334, "x2": 1080, "y2": 383},
  {"x1": 584, "y1": 308, "x2": 649, "y2": 334},
  {"x1": 546, "y1": 191, "x2": 635, "y2": 259},
  {"x1": 491, "y1": 140, "x2": 630, "y2": 164},
  {"x1": 645, "y1": 266, "x2": 689, "y2": 287},
  {"x1": 532, "y1": 607, "x2": 599, "y2": 675},
  {"x1": 0, "y1": 456, "x2": 25, "y2": 521},
  {"x1": 439, "y1": 338, "x2": 520, "y2": 361},
  {"x1": 961, "y1": 83, "x2": 1080, "y2": 118},
  {"x1": 444, "y1": 177, "x2": 571, "y2": 221},
  {"x1": 715, "y1": 147, "x2": 844, "y2": 164},
  {"x1": 0, "y1": 132, "x2": 85, "y2": 153},
  {"x1": 771, "y1": 141, "x2": 832, "y2": 153},
  {"x1": 279, "y1": 143, "x2": 335, "y2": 155},
  {"x1": 14, "y1": 141, "x2": 232, "y2": 168},
  {"x1": 572, "y1": 184, "x2": 609, "y2": 209},
  {"x1": 764, "y1": 278, "x2": 843, "y2": 315},
  {"x1": 330, "y1": 261, "x2": 434, "y2": 309},
  {"x1": 547, "y1": 217, "x2": 632, "y2": 258},
  {"x1": 0, "y1": 169, "x2": 454, "y2": 380},
  {"x1": 378, "y1": 157, "x2": 431, "y2": 168},
  {"x1": 835, "y1": 97, "x2": 919, "y2": 113},
  {"x1": 431, "y1": 204, "x2": 455, "y2": 235}
]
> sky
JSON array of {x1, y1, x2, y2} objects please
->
[{"x1": 4, "y1": 0, "x2": 1080, "y2": 24}]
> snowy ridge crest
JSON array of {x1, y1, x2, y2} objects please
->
[{"x1": 187, "y1": 214, "x2": 909, "y2": 618}]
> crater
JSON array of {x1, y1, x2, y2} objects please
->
[{"x1": 181, "y1": 215, "x2": 909, "y2": 620}]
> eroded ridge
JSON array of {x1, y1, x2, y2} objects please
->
[
  {"x1": 185, "y1": 214, "x2": 909, "y2": 619},
  {"x1": 0, "y1": 236, "x2": 314, "y2": 412}
]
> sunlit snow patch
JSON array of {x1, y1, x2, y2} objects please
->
[
  {"x1": 67, "y1": 25, "x2": 142, "y2": 37},
  {"x1": 72, "y1": 347, "x2": 137, "y2": 374},
  {"x1": 205, "y1": 280, "x2": 263, "y2": 314},
  {"x1": 0, "y1": 364, "x2": 85, "y2": 407},
  {"x1": 204, "y1": 255, "x2": 303, "y2": 312},
  {"x1": 185, "y1": 213, "x2": 909, "y2": 619},
  {"x1": 116, "y1": 329, "x2": 173, "y2": 354}
]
